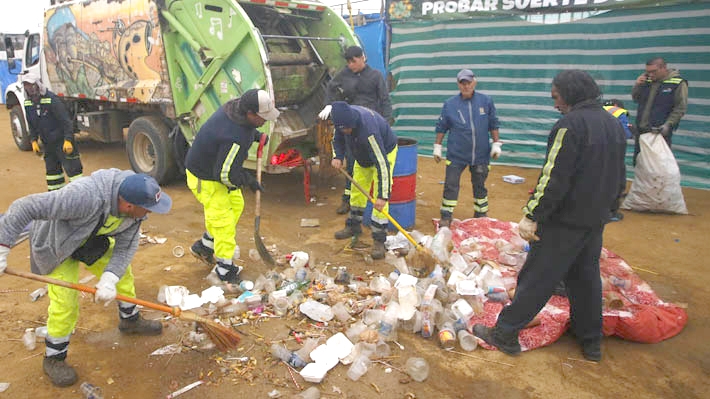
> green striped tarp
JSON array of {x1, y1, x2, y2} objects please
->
[{"x1": 389, "y1": 3, "x2": 710, "y2": 189}]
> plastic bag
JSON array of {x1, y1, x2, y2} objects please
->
[{"x1": 622, "y1": 133, "x2": 688, "y2": 214}]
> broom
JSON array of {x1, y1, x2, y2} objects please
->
[
  {"x1": 4, "y1": 268, "x2": 240, "y2": 351},
  {"x1": 338, "y1": 168, "x2": 438, "y2": 276}
]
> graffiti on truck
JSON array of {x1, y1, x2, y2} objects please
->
[{"x1": 43, "y1": 0, "x2": 168, "y2": 103}]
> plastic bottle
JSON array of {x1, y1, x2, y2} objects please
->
[
  {"x1": 270, "y1": 343, "x2": 307, "y2": 368},
  {"x1": 22, "y1": 328, "x2": 36, "y2": 351},
  {"x1": 346, "y1": 354, "x2": 371, "y2": 381},
  {"x1": 420, "y1": 284, "x2": 438, "y2": 339},
  {"x1": 80, "y1": 382, "x2": 103, "y2": 399},
  {"x1": 331, "y1": 301, "x2": 351, "y2": 322},
  {"x1": 378, "y1": 301, "x2": 400, "y2": 341},
  {"x1": 405, "y1": 357, "x2": 430, "y2": 382},
  {"x1": 458, "y1": 330, "x2": 478, "y2": 351},
  {"x1": 430, "y1": 226, "x2": 452, "y2": 263}
]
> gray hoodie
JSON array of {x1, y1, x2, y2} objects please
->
[{"x1": 0, "y1": 169, "x2": 142, "y2": 277}]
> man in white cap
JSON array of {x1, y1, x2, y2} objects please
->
[
  {"x1": 21, "y1": 71, "x2": 84, "y2": 191},
  {"x1": 186, "y1": 89, "x2": 279, "y2": 283},
  {"x1": 433, "y1": 69, "x2": 502, "y2": 226},
  {"x1": 0, "y1": 169, "x2": 172, "y2": 387}
]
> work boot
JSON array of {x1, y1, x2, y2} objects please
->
[
  {"x1": 581, "y1": 340, "x2": 602, "y2": 362},
  {"x1": 474, "y1": 211, "x2": 488, "y2": 218},
  {"x1": 472, "y1": 324, "x2": 521, "y2": 355},
  {"x1": 335, "y1": 224, "x2": 361, "y2": 240},
  {"x1": 439, "y1": 218, "x2": 451, "y2": 228},
  {"x1": 190, "y1": 240, "x2": 215, "y2": 265},
  {"x1": 336, "y1": 199, "x2": 351, "y2": 215},
  {"x1": 43, "y1": 356, "x2": 78, "y2": 387},
  {"x1": 119, "y1": 313, "x2": 163, "y2": 335},
  {"x1": 609, "y1": 211, "x2": 624, "y2": 222},
  {"x1": 214, "y1": 263, "x2": 243, "y2": 284},
  {"x1": 371, "y1": 241, "x2": 386, "y2": 260}
]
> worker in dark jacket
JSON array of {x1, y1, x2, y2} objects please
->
[
  {"x1": 473, "y1": 70, "x2": 627, "y2": 363},
  {"x1": 22, "y1": 72, "x2": 83, "y2": 191},
  {"x1": 186, "y1": 89, "x2": 279, "y2": 283},
  {"x1": 433, "y1": 69, "x2": 501, "y2": 225},
  {"x1": 631, "y1": 57, "x2": 688, "y2": 165},
  {"x1": 330, "y1": 101, "x2": 397, "y2": 260},
  {"x1": 0, "y1": 169, "x2": 172, "y2": 387},
  {"x1": 319, "y1": 45, "x2": 392, "y2": 215}
]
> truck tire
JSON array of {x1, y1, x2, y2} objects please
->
[
  {"x1": 126, "y1": 116, "x2": 176, "y2": 184},
  {"x1": 10, "y1": 105, "x2": 32, "y2": 151}
]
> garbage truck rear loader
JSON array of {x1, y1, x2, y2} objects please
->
[{"x1": 4, "y1": 0, "x2": 359, "y2": 184}]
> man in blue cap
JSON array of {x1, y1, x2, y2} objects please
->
[
  {"x1": 330, "y1": 101, "x2": 398, "y2": 260},
  {"x1": 0, "y1": 169, "x2": 172, "y2": 387}
]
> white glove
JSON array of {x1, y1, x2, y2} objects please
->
[
  {"x1": 0, "y1": 245, "x2": 9, "y2": 275},
  {"x1": 433, "y1": 143, "x2": 443, "y2": 163},
  {"x1": 490, "y1": 141, "x2": 502, "y2": 160},
  {"x1": 95, "y1": 272, "x2": 120, "y2": 305},
  {"x1": 318, "y1": 105, "x2": 332, "y2": 120},
  {"x1": 518, "y1": 216, "x2": 539, "y2": 242}
]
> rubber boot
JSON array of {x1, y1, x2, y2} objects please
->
[
  {"x1": 43, "y1": 356, "x2": 78, "y2": 387},
  {"x1": 119, "y1": 313, "x2": 163, "y2": 335},
  {"x1": 190, "y1": 239, "x2": 215, "y2": 265},
  {"x1": 336, "y1": 198, "x2": 351, "y2": 215},
  {"x1": 371, "y1": 241, "x2": 386, "y2": 260},
  {"x1": 581, "y1": 339, "x2": 602, "y2": 362},
  {"x1": 214, "y1": 262, "x2": 243, "y2": 284},
  {"x1": 472, "y1": 324, "x2": 521, "y2": 355},
  {"x1": 334, "y1": 220, "x2": 362, "y2": 240}
]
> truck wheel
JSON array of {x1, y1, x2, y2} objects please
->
[
  {"x1": 126, "y1": 116, "x2": 176, "y2": 184},
  {"x1": 10, "y1": 105, "x2": 31, "y2": 151}
]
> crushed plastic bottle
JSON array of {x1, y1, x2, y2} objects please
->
[
  {"x1": 22, "y1": 328, "x2": 36, "y2": 351},
  {"x1": 80, "y1": 382, "x2": 103, "y2": 399},
  {"x1": 405, "y1": 357, "x2": 430, "y2": 382}
]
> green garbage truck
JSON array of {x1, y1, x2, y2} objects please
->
[{"x1": 4, "y1": 0, "x2": 359, "y2": 183}]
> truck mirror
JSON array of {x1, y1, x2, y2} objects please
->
[{"x1": 4, "y1": 36, "x2": 14, "y2": 59}]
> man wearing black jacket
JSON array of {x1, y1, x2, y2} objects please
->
[
  {"x1": 473, "y1": 70, "x2": 627, "y2": 362},
  {"x1": 185, "y1": 89, "x2": 279, "y2": 283}
]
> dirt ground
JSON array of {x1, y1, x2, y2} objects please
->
[{"x1": 0, "y1": 109, "x2": 708, "y2": 399}]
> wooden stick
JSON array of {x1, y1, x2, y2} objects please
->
[
  {"x1": 630, "y1": 266, "x2": 659, "y2": 275},
  {"x1": 447, "y1": 349, "x2": 516, "y2": 367}
]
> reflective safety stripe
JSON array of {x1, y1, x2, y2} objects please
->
[
  {"x1": 40, "y1": 98, "x2": 52, "y2": 104},
  {"x1": 524, "y1": 127, "x2": 567, "y2": 216},
  {"x1": 442, "y1": 198, "x2": 457, "y2": 207},
  {"x1": 46, "y1": 173, "x2": 65, "y2": 180},
  {"x1": 45, "y1": 334, "x2": 71, "y2": 359},
  {"x1": 664, "y1": 77, "x2": 683, "y2": 84},
  {"x1": 603, "y1": 105, "x2": 628, "y2": 118},
  {"x1": 24, "y1": 100, "x2": 33, "y2": 106},
  {"x1": 68, "y1": 173, "x2": 83, "y2": 182},
  {"x1": 220, "y1": 143, "x2": 240, "y2": 187},
  {"x1": 368, "y1": 135, "x2": 390, "y2": 198}
]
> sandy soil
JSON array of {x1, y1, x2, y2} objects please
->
[{"x1": 0, "y1": 109, "x2": 708, "y2": 399}]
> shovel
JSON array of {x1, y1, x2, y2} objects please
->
[{"x1": 254, "y1": 134, "x2": 275, "y2": 265}]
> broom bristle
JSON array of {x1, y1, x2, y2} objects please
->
[
  {"x1": 181, "y1": 311, "x2": 241, "y2": 351},
  {"x1": 408, "y1": 247, "x2": 437, "y2": 277}
]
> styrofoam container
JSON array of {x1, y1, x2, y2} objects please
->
[
  {"x1": 326, "y1": 332, "x2": 354, "y2": 360},
  {"x1": 300, "y1": 362, "x2": 329, "y2": 383},
  {"x1": 503, "y1": 175, "x2": 525, "y2": 184},
  {"x1": 309, "y1": 344, "x2": 340, "y2": 370}
]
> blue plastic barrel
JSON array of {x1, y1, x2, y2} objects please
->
[{"x1": 363, "y1": 137, "x2": 417, "y2": 230}]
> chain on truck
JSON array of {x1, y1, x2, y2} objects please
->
[{"x1": 4, "y1": 0, "x2": 359, "y2": 184}]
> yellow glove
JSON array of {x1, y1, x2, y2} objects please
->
[
  {"x1": 31, "y1": 140, "x2": 41, "y2": 154},
  {"x1": 62, "y1": 140, "x2": 73, "y2": 154}
]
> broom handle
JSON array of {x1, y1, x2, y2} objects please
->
[
  {"x1": 338, "y1": 168, "x2": 423, "y2": 250},
  {"x1": 4, "y1": 268, "x2": 180, "y2": 316}
]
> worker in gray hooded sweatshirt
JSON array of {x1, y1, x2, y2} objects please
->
[{"x1": 0, "y1": 169, "x2": 172, "y2": 387}]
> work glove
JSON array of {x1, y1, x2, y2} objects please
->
[
  {"x1": 31, "y1": 140, "x2": 41, "y2": 155},
  {"x1": 254, "y1": 132, "x2": 269, "y2": 147},
  {"x1": 242, "y1": 171, "x2": 264, "y2": 193},
  {"x1": 331, "y1": 158, "x2": 343, "y2": 170},
  {"x1": 490, "y1": 141, "x2": 502, "y2": 160},
  {"x1": 0, "y1": 244, "x2": 10, "y2": 275},
  {"x1": 318, "y1": 105, "x2": 332, "y2": 120},
  {"x1": 518, "y1": 216, "x2": 540, "y2": 242},
  {"x1": 659, "y1": 123, "x2": 672, "y2": 137},
  {"x1": 95, "y1": 272, "x2": 119, "y2": 305},
  {"x1": 433, "y1": 143, "x2": 443, "y2": 163},
  {"x1": 62, "y1": 140, "x2": 73, "y2": 154}
]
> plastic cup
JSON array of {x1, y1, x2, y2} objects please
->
[
  {"x1": 347, "y1": 355, "x2": 371, "y2": 381},
  {"x1": 457, "y1": 330, "x2": 478, "y2": 351}
]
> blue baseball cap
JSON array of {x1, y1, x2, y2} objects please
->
[{"x1": 118, "y1": 173, "x2": 172, "y2": 214}]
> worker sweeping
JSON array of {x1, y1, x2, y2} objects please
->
[
  {"x1": 0, "y1": 169, "x2": 172, "y2": 387},
  {"x1": 330, "y1": 101, "x2": 398, "y2": 260},
  {"x1": 22, "y1": 71, "x2": 84, "y2": 191},
  {"x1": 186, "y1": 89, "x2": 279, "y2": 283}
]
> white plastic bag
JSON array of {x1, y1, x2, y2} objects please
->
[{"x1": 622, "y1": 133, "x2": 688, "y2": 214}]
